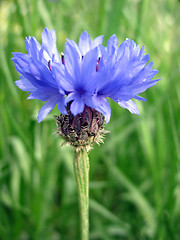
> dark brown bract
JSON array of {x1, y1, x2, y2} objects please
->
[{"x1": 55, "y1": 104, "x2": 107, "y2": 149}]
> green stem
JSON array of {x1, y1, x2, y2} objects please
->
[{"x1": 73, "y1": 148, "x2": 89, "y2": 240}]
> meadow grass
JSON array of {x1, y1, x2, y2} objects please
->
[{"x1": 0, "y1": 0, "x2": 180, "y2": 239}]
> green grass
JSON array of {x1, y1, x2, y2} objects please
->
[{"x1": 0, "y1": 0, "x2": 180, "y2": 239}]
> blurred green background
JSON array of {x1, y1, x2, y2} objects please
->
[{"x1": 0, "y1": 0, "x2": 180, "y2": 239}]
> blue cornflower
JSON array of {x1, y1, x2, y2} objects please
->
[{"x1": 12, "y1": 28, "x2": 160, "y2": 123}]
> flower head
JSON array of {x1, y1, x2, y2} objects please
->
[{"x1": 12, "y1": 28, "x2": 160, "y2": 124}]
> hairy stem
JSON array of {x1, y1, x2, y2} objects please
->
[{"x1": 73, "y1": 148, "x2": 89, "y2": 240}]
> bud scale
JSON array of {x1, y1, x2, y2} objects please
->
[{"x1": 55, "y1": 104, "x2": 107, "y2": 149}]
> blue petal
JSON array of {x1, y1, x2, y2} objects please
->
[
  {"x1": 130, "y1": 79, "x2": 160, "y2": 95},
  {"x1": 116, "y1": 41, "x2": 126, "y2": 61},
  {"x1": 134, "y1": 95, "x2": 147, "y2": 102},
  {"x1": 42, "y1": 27, "x2": 60, "y2": 62},
  {"x1": 130, "y1": 62, "x2": 154, "y2": 85},
  {"x1": 107, "y1": 84, "x2": 134, "y2": 101},
  {"x1": 26, "y1": 37, "x2": 40, "y2": 60},
  {"x1": 118, "y1": 100, "x2": 140, "y2": 115},
  {"x1": 11, "y1": 53, "x2": 30, "y2": 74},
  {"x1": 70, "y1": 98, "x2": 85, "y2": 115},
  {"x1": 139, "y1": 45, "x2": 145, "y2": 57},
  {"x1": 91, "y1": 35, "x2": 104, "y2": 48},
  {"x1": 81, "y1": 47, "x2": 98, "y2": 90},
  {"x1": 78, "y1": 31, "x2": 91, "y2": 56},
  {"x1": 91, "y1": 96, "x2": 111, "y2": 123},
  {"x1": 28, "y1": 61, "x2": 41, "y2": 80},
  {"x1": 37, "y1": 96, "x2": 60, "y2": 122},
  {"x1": 52, "y1": 62, "x2": 74, "y2": 92},
  {"x1": 66, "y1": 39, "x2": 82, "y2": 58},
  {"x1": 147, "y1": 69, "x2": 159, "y2": 80},
  {"x1": 27, "y1": 89, "x2": 59, "y2": 101},
  {"x1": 42, "y1": 28, "x2": 54, "y2": 51},
  {"x1": 28, "y1": 58, "x2": 59, "y2": 89},
  {"x1": 25, "y1": 36, "x2": 41, "y2": 55},
  {"x1": 57, "y1": 96, "x2": 67, "y2": 115},
  {"x1": 21, "y1": 72, "x2": 50, "y2": 89},
  {"x1": 65, "y1": 92, "x2": 77, "y2": 105},
  {"x1": 64, "y1": 42, "x2": 81, "y2": 82},
  {"x1": 107, "y1": 34, "x2": 118, "y2": 56},
  {"x1": 98, "y1": 45, "x2": 108, "y2": 60},
  {"x1": 141, "y1": 54, "x2": 149, "y2": 62},
  {"x1": 15, "y1": 77, "x2": 37, "y2": 92},
  {"x1": 98, "y1": 99, "x2": 111, "y2": 123}
]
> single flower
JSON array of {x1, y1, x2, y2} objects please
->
[{"x1": 12, "y1": 28, "x2": 160, "y2": 125}]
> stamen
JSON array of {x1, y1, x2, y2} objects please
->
[
  {"x1": 61, "y1": 52, "x2": 65, "y2": 65},
  {"x1": 48, "y1": 61, "x2": 52, "y2": 71},
  {"x1": 96, "y1": 57, "x2": 100, "y2": 71}
]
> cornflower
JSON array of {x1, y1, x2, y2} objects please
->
[{"x1": 12, "y1": 28, "x2": 160, "y2": 240}]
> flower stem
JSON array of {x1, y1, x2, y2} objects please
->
[{"x1": 73, "y1": 148, "x2": 89, "y2": 240}]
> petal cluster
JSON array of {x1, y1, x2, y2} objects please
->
[{"x1": 12, "y1": 28, "x2": 160, "y2": 123}]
